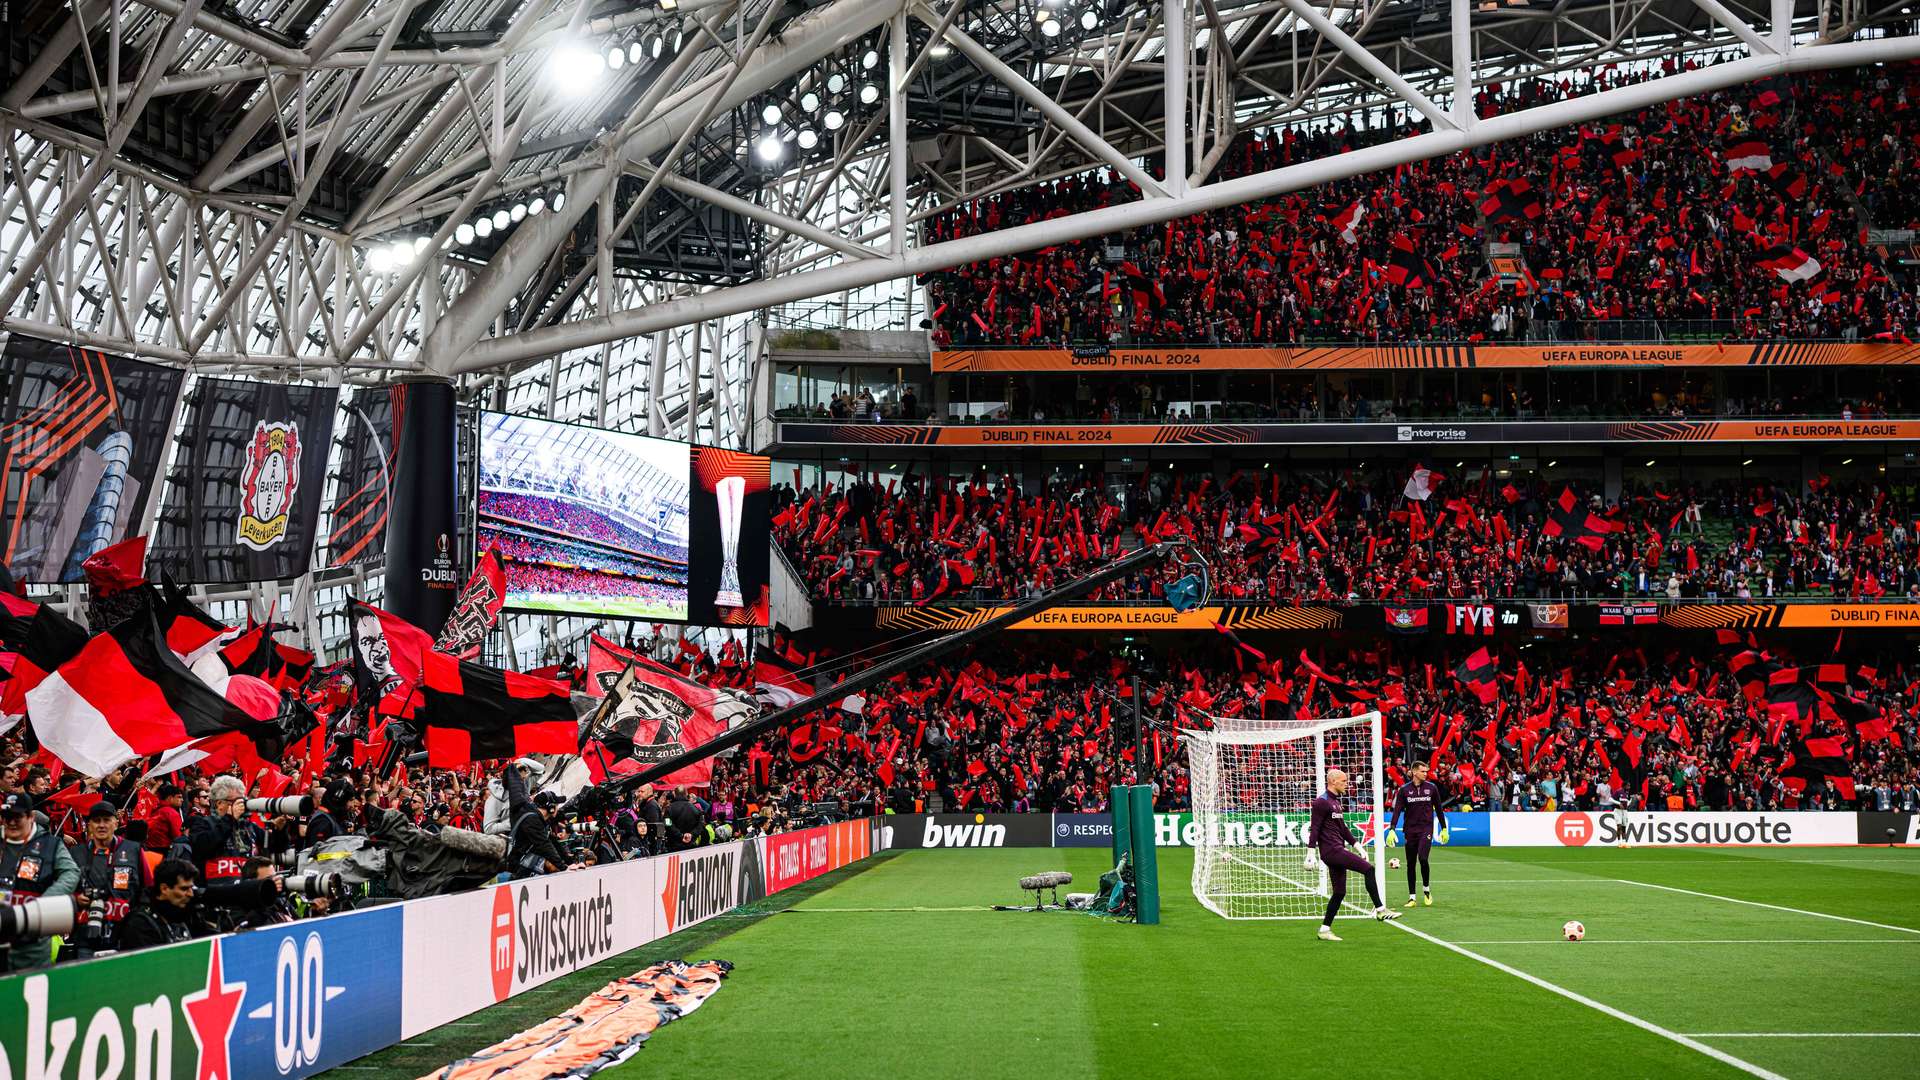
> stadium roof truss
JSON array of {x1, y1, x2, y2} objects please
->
[{"x1": 3, "y1": 0, "x2": 1920, "y2": 389}]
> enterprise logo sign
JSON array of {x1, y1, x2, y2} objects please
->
[{"x1": 1396, "y1": 425, "x2": 1470, "y2": 442}]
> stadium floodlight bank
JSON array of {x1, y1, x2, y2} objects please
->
[{"x1": 1183, "y1": 712, "x2": 1386, "y2": 920}]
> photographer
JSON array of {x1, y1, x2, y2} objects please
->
[
  {"x1": 503, "y1": 765, "x2": 570, "y2": 880},
  {"x1": 180, "y1": 776, "x2": 260, "y2": 882},
  {"x1": 116, "y1": 859, "x2": 201, "y2": 951},
  {"x1": 1, "y1": 792, "x2": 79, "y2": 972},
  {"x1": 66, "y1": 801, "x2": 150, "y2": 958},
  {"x1": 307, "y1": 780, "x2": 361, "y2": 845}
]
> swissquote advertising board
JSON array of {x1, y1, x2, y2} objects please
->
[
  {"x1": 0, "y1": 820, "x2": 880, "y2": 1078},
  {"x1": 1490, "y1": 810, "x2": 1859, "y2": 847}
]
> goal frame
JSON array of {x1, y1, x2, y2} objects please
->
[{"x1": 1181, "y1": 711, "x2": 1386, "y2": 921}]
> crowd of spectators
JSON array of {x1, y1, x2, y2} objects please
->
[
  {"x1": 480, "y1": 490, "x2": 689, "y2": 564},
  {"x1": 773, "y1": 469, "x2": 1920, "y2": 604},
  {"x1": 925, "y1": 63, "x2": 1920, "y2": 348},
  {"x1": 502, "y1": 560, "x2": 689, "y2": 604},
  {"x1": 6, "y1": 612, "x2": 1915, "y2": 970},
  {"x1": 710, "y1": 632, "x2": 1920, "y2": 819},
  {"x1": 485, "y1": 532, "x2": 685, "y2": 583}
]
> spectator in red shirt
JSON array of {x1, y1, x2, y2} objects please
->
[{"x1": 144, "y1": 783, "x2": 185, "y2": 853}]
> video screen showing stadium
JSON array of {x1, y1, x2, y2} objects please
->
[{"x1": 477, "y1": 412, "x2": 693, "y2": 620}]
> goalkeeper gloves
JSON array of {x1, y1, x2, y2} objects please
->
[
  {"x1": 1303, "y1": 848, "x2": 1320, "y2": 871},
  {"x1": 1438, "y1": 826, "x2": 1451, "y2": 845},
  {"x1": 1384, "y1": 828, "x2": 1399, "y2": 848}
]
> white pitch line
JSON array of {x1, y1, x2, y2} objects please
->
[
  {"x1": 1452, "y1": 938, "x2": 1920, "y2": 945},
  {"x1": 1441, "y1": 878, "x2": 1629, "y2": 884},
  {"x1": 1617, "y1": 879, "x2": 1920, "y2": 936},
  {"x1": 1685, "y1": 1033, "x2": 1920, "y2": 1039},
  {"x1": 1388, "y1": 919, "x2": 1789, "y2": 1080}
]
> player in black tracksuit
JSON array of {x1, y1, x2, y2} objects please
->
[{"x1": 1389, "y1": 760, "x2": 1448, "y2": 907}]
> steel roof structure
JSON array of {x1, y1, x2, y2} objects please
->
[{"x1": 4, "y1": 0, "x2": 1919, "y2": 394}]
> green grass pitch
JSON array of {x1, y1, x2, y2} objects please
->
[{"x1": 340, "y1": 845, "x2": 1920, "y2": 1080}]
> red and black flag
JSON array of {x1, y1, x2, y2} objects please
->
[
  {"x1": 583, "y1": 635, "x2": 751, "y2": 787},
  {"x1": 1296, "y1": 650, "x2": 1377, "y2": 707},
  {"x1": 1453, "y1": 647, "x2": 1499, "y2": 705},
  {"x1": 1722, "y1": 140, "x2": 1773, "y2": 173},
  {"x1": 1756, "y1": 245, "x2": 1825, "y2": 286},
  {"x1": 1382, "y1": 233, "x2": 1435, "y2": 289},
  {"x1": 25, "y1": 613, "x2": 275, "y2": 778},
  {"x1": 1478, "y1": 178, "x2": 1543, "y2": 225},
  {"x1": 1543, "y1": 488, "x2": 1619, "y2": 551},
  {"x1": 0, "y1": 598, "x2": 90, "y2": 733},
  {"x1": 754, "y1": 647, "x2": 814, "y2": 708},
  {"x1": 1760, "y1": 164, "x2": 1809, "y2": 200},
  {"x1": 417, "y1": 651, "x2": 578, "y2": 768},
  {"x1": 156, "y1": 577, "x2": 230, "y2": 666},
  {"x1": 349, "y1": 600, "x2": 431, "y2": 716},
  {"x1": 1779, "y1": 735, "x2": 1855, "y2": 801},
  {"x1": 1236, "y1": 515, "x2": 1288, "y2": 548},
  {"x1": 434, "y1": 549, "x2": 507, "y2": 660}
]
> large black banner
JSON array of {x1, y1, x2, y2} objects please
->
[
  {"x1": 149, "y1": 378, "x2": 338, "y2": 582},
  {"x1": 0, "y1": 334, "x2": 185, "y2": 583},
  {"x1": 324, "y1": 385, "x2": 395, "y2": 568},
  {"x1": 384, "y1": 380, "x2": 460, "y2": 633}
]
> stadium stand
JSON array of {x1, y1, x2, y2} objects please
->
[
  {"x1": 772, "y1": 470, "x2": 1920, "y2": 604},
  {"x1": 924, "y1": 64, "x2": 1920, "y2": 350}
]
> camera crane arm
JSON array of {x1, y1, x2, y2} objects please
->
[{"x1": 607, "y1": 538, "x2": 1192, "y2": 794}]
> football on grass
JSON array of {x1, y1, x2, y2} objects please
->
[
  {"x1": 1563, "y1": 920, "x2": 1586, "y2": 942},
  {"x1": 1388, "y1": 857, "x2": 1401, "y2": 870}
]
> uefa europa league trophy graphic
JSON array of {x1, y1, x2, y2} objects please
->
[{"x1": 715, "y1": 473, "x2": 745, "y2": 609}]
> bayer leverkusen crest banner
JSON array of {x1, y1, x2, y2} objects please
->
[{"x1": 150, "y1": 377, "x2": 337, "y2": 583}]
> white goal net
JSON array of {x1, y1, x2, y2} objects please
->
[{"x1": 1181, "y1": 712, "x2": 1386, "y2": 920}]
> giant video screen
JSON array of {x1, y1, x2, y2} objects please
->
[{"x1": 475, "y1": 412, "x2": 768, "y2": 626}]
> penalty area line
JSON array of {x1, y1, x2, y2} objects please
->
[
  {"x1": 1616, "y1": 880, "x2": 1920, "y2": 936},
  {"x1": 1388, "y1": 920, "x2": 1788, "y2": 1080}
]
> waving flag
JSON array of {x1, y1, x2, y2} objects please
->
[
  {"x1": 1453, "y1": 647, "x2": 1499, "y2": 705},
  {"x1": 1, "y1": 600, "x2": 90, "y2": 734},
  {"x1": 1403, "y1": 464, "x2": 1442, "y2": 501},
  {"x1": 1722, "y1": 140, "x2": 1773, "y2": 173},
  {"x1": 434, "y1": 550, "x2": 507, "y2": 660},
  {"x1": 1756, "y1": 245, "x2": 1824, "y2": 286},
  {"x1": 1332, "y1": 199, "x2": 1367, "y2": 245},
  {"x1": 585, "y1": 635, "x2": 752, "y2": 786},
  {"x1": 754, "y1": 648, "x2": 815, "y2": 708},
  {"x1": 156, "y1": 577, "x2": 230, "y2": 665},
  {"x1": 349, "y1": 600, "x2": 431, "y2": 716},
  {"x1": 1543, "y1": 488, "x2": 1619, "y2": 551},
  {"x1": 417, "y1": 651, "x2": 578, "y2": 768},
  {"x1": 1779, "y1": 736, "x2": 1854, "y2": 801},
  {"x1": 1479, "y1": 178, "x2": 1543, "y2": 224},
  {"x1": 27, "y1": 614, "x2": 272, "y2": 777}
]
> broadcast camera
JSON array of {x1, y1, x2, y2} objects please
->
[{"x1": 0, "y1": 895, "x2": 77, "y2": 942}]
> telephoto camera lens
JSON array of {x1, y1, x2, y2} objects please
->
[
  {"x1": 246, "y1": 795, "x2": 315, "y2": 816},
  {"x1": 281, "y1": 872, "x2": 343, "y2": 900},
  {"x1": 0, "y1": 895, "x2": 77, "y2": 941}
]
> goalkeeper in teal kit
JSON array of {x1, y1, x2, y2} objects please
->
[{"x1": 1386, "y1": 760, "x2": 1449, "y2": 907}]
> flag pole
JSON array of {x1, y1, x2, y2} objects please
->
[{"x1": 605, "y1": 539, "x2": 1196, "y2": 795}]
